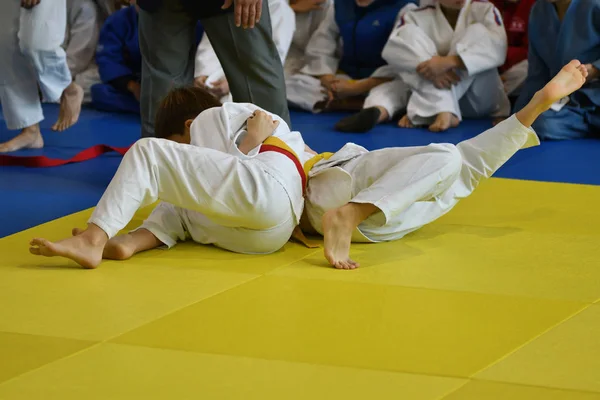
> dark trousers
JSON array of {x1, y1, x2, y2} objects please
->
[{"x1": 138, "y1": 0, "x2": 291, "y2": 137}]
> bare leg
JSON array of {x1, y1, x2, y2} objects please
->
[
  {"x1": 0, "y1": 124, "x2": 43, "y2": 153},
  {"x1": 322, "y1": 202, "x2": 379, "y2": 270},
  {"x1": 51, "y1": 82, "x2": 84, "y2": 132},
  {"x1": 428, "y1": 112, "x2": 459, "y2": 132},
  {"x1": 29, "y1": 223, "x2": 108, "y2": 269},
  {"x1": 516, "y1": 60, "x2": 587, "y2": 127},
  {"x1": 72, "y1": 227, "x2": 164, "y2": 260},
  {"x1": 397, "y1": 115, "x2": 414, "y2": 128}
]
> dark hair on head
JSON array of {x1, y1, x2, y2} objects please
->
[{"x1": 154, "y1": 86, "x2": 222, "y2": 138}]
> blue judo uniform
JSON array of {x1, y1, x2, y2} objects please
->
[
  {"x1": 91, "y1": 6, "x2": 203, "y2": 114},
  {"x1": 515, "y1": 0, "x2": 600, "y2": 140}
]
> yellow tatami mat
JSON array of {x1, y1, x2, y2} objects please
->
[{"x1": 1, "y1": 178, "x2": 600, "y2": 399}]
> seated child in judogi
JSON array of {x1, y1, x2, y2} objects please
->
[
  {"x1": 63, "y1": 0, "x2": 103, "y2": 104},
  {"x1": 339, "y1": 0, "x2": 510, "y2": 133},
  {"x1": 514, "y1": 0, "x2": 600, "y2": 140},
  {"x1": 193, "y1": 0, "x2": 295, "y2": 103},
  {"x1": 491, "y1": 0, "x2": 535, "y2": 97},
  {"x1": 286, "y1": 0, "x2": 415, "y2": 114},
  {"x1": 92, "y1": 4, "x2": 203, "y2": 114},
  {"x1": 302, "y1": 61, "x2": 587, "y2": 269},
  {"x1": 29, "y1": 87, "x2": 309, "y2": 269},
  {"x1": 284, "y1": 0, "x2": 332, "y2": 78}
]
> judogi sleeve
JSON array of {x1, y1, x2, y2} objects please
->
[
  {"x1": 454, "y1": 3, "x2": 508, "y2": 75},
  {"x1": 381, "y1": 7, "x2": 438, "y2": 72},
  {"x1": 65, "y1": 0, "x2": 100, "y2": 76},
  {"x1": 299, "y1": 2, "x2": 341, "y2": 76},
  {"x1": 96, "y1": 12, "x2": 134, "y2": 84}
]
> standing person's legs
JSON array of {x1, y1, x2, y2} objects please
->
[
  {"x1": 19, "y1": 0, "x2": 84, "y2": 131},
  {"x1": 138, "y1": 1, "x2": 197, "y2": 138},
  {"x1": 201, "y1": 1, "x2": 291, "y2": 127},
  {"x1": 0, "y1": 0, "x2": 44, "y2": 153}
]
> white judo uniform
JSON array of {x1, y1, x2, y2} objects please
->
[
  {"x1": 63, "y1": 0, "x2": 102, "y2": 104},
  {"x1": 381, "y1": 0, "x2": 511, "y2": 125},
  {"x1": 284, "y1": 0, "x2": 332, "y2": 77},
  {"x1": 89, "y1": 103, "x2": 309, "y2": 255},
  {"x1": 194, "y1": 0, "x2": 295, "y2": 103},
  {"x1": 0, "y1": 0, "x2": 70, "y2": 130},
  {"x1": 304, "y1": 115, "x2": 539, "y2": 242},
  {"x1": 286, "y1": 1, "x2": 406, "y2": 114}
]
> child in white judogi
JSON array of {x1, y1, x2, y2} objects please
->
[
  {"x1": 303, "y1": 60, "x2": 587, "y2": 269},
  {"x1": 29, "y1": 87, "x2": 309, "y2": 269},
  {"x1": 284, "y1": 0, "x2": 332, "y2": 78},
  {"x1": 286, "y1": 0, "x2": 414, "y2": 114},
  {"x1": 194, "y1": 0, "x2": 296, "y2": 103},
  {"x1": 63, "y1": 0, "x2": 102, "y2": 104},
  {"x1": 339, "y1": 0, "x2": 510, "y2": 133},
  {"x1": 0, "y1": 0, "x2": 84, "y2": 153}
]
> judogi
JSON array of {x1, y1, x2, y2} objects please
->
[
  {"x1": 0, "y1": 0, "x2": 44, "y2": 130},
  {"x1": 64, "y1": 0, "x2": 102, "y2": 104},
  {"x1": 194, "y1": 0, "x2": 295, "y2": 103},
  {"x1": 284, "y1": 0, "x2": 332, "y2": 77},
  {"x1": 286, "y1": 0, "x2": 415, "y2": 112},
  {"x1": 19, "y1": 0, "x2": 73, "y2": 104},
  {"x1": 304, "y1": 114, "x2": 539, "y2": 242},
  {"x1": 514, "y1": 0, "x2": 600, "y2": 140},
  {"x1": 381, "y1": 0, "x2": 510, "y2": 125},
  {"x1": 91, "y1": 5, "x2": 142, "y2": 114},
  {"x1": 89, "y1": 103, "x2": 309, "y2": 254}
]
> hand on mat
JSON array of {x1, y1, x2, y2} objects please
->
[
  {"x1": 207, "y1": 78, "x2": 230, "y2": 99},
  {"x1": 433, "y1": 71, "x2": 461, "y2": 89},
  {"x1": 290, "y1": 0, "x2": 327, "y2": 13},
  {"x1": 223, "y1": 0, "x2": 263, "y2": 28},
  {"x1": 194, "y1": 76, "x2": 208, "y2": 89},
  {"x1": 417, "y1": 56, "x2": 455, "y2": 82},
  {"x1": 21, "y1": 0, "x2": 41, "y2": 9},
  {"x1": 247, "y1": 110, "x2": 280, "y2": 143},
  {"x1": 127, "y1": 81, "x2": 141, "y2": 102},
  {"x1": 584, "y1": 64, "x2": 600, "y2": 83}
]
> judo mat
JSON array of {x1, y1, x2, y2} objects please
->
[{"x1": 1, "y1": 104, "x2": 600, "y2": 399}]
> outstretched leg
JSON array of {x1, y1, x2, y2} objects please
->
[{"x1": 72, "y1": 227, "x2": 164, "y2": 260}]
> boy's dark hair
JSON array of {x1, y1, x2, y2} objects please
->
[{"x1": 154, "y1": 86, "x2": 222, "y2": 138}]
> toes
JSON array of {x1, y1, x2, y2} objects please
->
[{"x1": 29, "y1": 247, "x2": 41, "y2": 255}]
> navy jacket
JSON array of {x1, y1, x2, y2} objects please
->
[{"x1": 336, "y1": 0, "x2": 416, "y2": 79}]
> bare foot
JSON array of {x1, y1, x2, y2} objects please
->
[
  {"x1": 52, "y1": 82, "x2": 84, "y2": 132},
  {"x1": 30, "y1": 226, "x2": 107, "y2": 269},
  {"x1": 428, "y1": 112, "x2": 459, "y2": 132},
  {"x1": 322, "y1": 207, "x2": 360, "y2": 270},
  {"x1": 0, "y1": 124, "x2": 43, "y2": 153},
  {"x1": 397, "y1": 115, "x2": 414, "y2": 128},
  {"x1": 73, "y1": 228, "x2": 135, "y2": 260},
  {"x1": 538, "y1": 59, "x2": 588, "y2": 106}
]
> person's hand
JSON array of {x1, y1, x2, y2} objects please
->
[
  {"x1": 319, "y1": 74, "x2": 336, "y2": 90},
  {"x1": 194, "y1": 76, "x2": 208, "y2": 88},
  {"x1": 433, "y1": 70, "x2": 461, "y2": 89},
  {"x1": 290, "y1": 0, "x2": 326, "y2": 13},
  {"x1": 127, "y1": 81, "x2": 141, "y2": 102},
  {"x1": 584, "y1": 63, "x2": 600, "y2": 83},
  {"x1": 207, "y1": 78, "x2": 230, "y2": 99},
  {"x1": 330, "y1": 79, "x2": 366, "y2": 99},
  {"x1": 21, "y1": 0, "x2": 41, "y2": 9},
  {"x1": 246, "y1": 110, "x2": 279, "y2": 143},
  {"x1": 417, "y1": 56, "x2": 455, "y2": 81},
  {"x1": 222, "y1": 0, "x2": 263, "y2": 29}
]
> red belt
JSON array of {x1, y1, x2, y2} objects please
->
[
  {"x1": 0, "y1": 144, "x2": 130, "y2": 167},
  {"x1": 258, "y1": 144, "x2": 307, "y2": 195}
]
